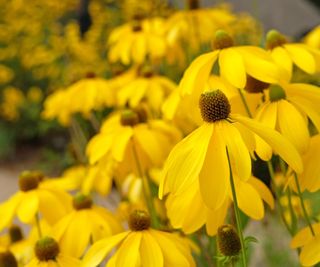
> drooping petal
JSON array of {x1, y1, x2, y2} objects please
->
[
  {"x1": 17, "y1": 191, "x2": 39, "y2": 223},
  {"x1": 82, "y1": 232, "x2": 129, "y2": 267},
  {"x1": 219, "y1": 48, "x2": 246, "y2": 88},
  {"x1": 277, "y1": 100, "x2": 310, "y2": 153},
  {"x1": 159, "y1": 123, "x2": 213, "y2": 198},
  {"x1": 271, "y1": 47, "x2": 292, "y2": 82},
  {"x1": 199, "y1": 122, "x2": 229, "y2": 210},
  {"x1": 206, "y1": 199, "x2": 230, "y2": 236},
  {"x1": 57, "y1": 254, "x2": 81, "y2": 267},
  {"x1": 0, "y1": 193, "x2": 22, "y2": 231},
  {"x1": 222, "y1": 122, "x2": 251, "y2": 181},
  {"x1": 140, "y1": 231, "x2": 163, "y2": 267},
  {"x1": 179, "y1": 51, "x2": 219, "y2": 95},
  {"x1": 285, "y1": 44, "x2": 316, "y2": 74},
  {"x1": 291, "y1": 224, "x2": 320, "y2": 249},
  {"x1": 111, "y1": 127, "x2": 134, "y2": 162},
  {"x1": 115, "y1": 232, "x2": 142, "y2": 267},
  {"x1": 248, "y1": 177, "x2": 274, "y2": 209},
  {"x1": 300, "y1": 237, "x2": 320, "y2": 267},
  {"x1": 232, "y1": 114, "x2": 303, "y2": 173}
]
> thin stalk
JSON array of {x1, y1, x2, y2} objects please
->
[
  {"x1": 226, "y1": 148, "x2": 247, "y2": 267},
  {"x1": 238, "y1": 89, "x2": 253, "y2": 118},
  {"x1": 35, "y1": 213, "x2": 42, "y2": 238},
  {"x1": 293, "y1": 172, "x2": 315, "y2": 236},
  {"x1": 131, "y1": 139, "x2": 160, "y2": 228}
]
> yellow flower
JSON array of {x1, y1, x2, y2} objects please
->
[
  {"x1": 291, "y1": 223, "x2": 320, "y2": 266},
  {"x1": 179, "y1": 30, "x2": 280, "y2": 93},
  {"x1": 27, "y1": 87, "x2": 43, "y2": 103},
  {"x1": 160, "y1": 90, "x2": 302, "y2": 211},
  {"x1": 107, "y1": 17, "x2": 167, "y2": 65},
  {"x1": 117, "y1": 66, "x2": 176, "y2": 113},
  {"x1": 0, "y1": 64, "x2": 14, "y2": 84},
  {"x1": 0, "y1": 86, "x2": 24, "y2": 121},
  {"x1": 254, "y1": 82, "x2": 320, "y2": 155},
  {"x1": 86, "y1": 108, "x2": 181, "y2": 176},
  {"x1": 304, "y1": 25, "x2": 320, "y2": 49},
  {"x1": 53, "y1": 194, "x2": 122, "y2": 258},
  {"x1": 266, "y1": 29, "x2": 320, "y2": 81},
  {"x1": 0, "y1": 171, "x2": 72, "y2": 231},
  {"x1": 165, "y1": 175, "x2": 274, "y2": 235},
  {"x1": 26, "y1": 236, "x2": 80, "y2": 267},
  {"x1": 82, "y1": 210, "x2": 195, "y2": 267}
]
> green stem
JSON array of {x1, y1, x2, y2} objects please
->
[
  {"x1": 35, "y1": 213, "x2": 42, "y2": 238},
  {"x1": 238, "y1": 89, "x2": 253, "y2": 118},
  {"x1": 226, "y1": 148, "x2": 247, "y2": 267},
  {"x1": 267, "y1": 161, "x2": 293, "y2": 235},
  {"x1": 287, "y1": 187, "x2": 298, "y2": 233},
  {"x1": 131, "y1": 139, "x2": 160, "y2": 228},
  {"x1": 293, "y1": 172, "x2": 315, "y2": 236}
]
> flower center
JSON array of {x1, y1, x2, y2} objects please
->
[
  {"x1": 266, "y1": 30, "x2": 287, "y2": 50},
  {"x1": 86, "y1": 72, "x2": 96, "y2": 79},
  {"x1": 199, "y1": 90, "x2": 231, "y2": 122},
  {"x1": 128, "y1": 210, "x2": 151, "y2": 231},
  {"x1": 217, "y1": 224, "x2": 241, "y2": 257},
  {"x1": 19, "y1": 171, "x2": 40, "y2": 192},
  {"x1": 0, "y1": 251, "x2": 18, "y2": 267},
  {"x1": 120, "y1": 109, "x2": 140, "y2": 126},
  {"x1": 212, "y1": 30, "x2": 234, "y2": 50},
  {"x1": 35, "y1": 237, "x2": 60, "y2": 262},
  {"x1": 187, "y1": 0, "x2": 200, "y2": 9},
  {"x1": 73, "y1": 193, "x2": 93, "y2": 210},
  {"x1": 244, "y1": 75, "x2": 270, "y2": 93},
  {"x1": 269, "y1": 85, "x2": 286, "y2": 102},
  {"x1": 9, "y1": 225, "x2": 23, "y2": 243}
]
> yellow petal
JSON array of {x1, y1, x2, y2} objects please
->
[
  {"x1": 206, "y1": 199, "x2": 229, "y2": 236},
  {"x1": 160, "y1": 123, "x2": 213, "y2": 198},
  {"x1": 140, "y1": 231, "x2": 163, "y2": 267},
  {"x1": 219, "y1": 48, "x2": 246, "y2": 88},
  {"x1": 111, "y1": 127, "x2": 133, "y2": 162},
  {"x1": 285, "y1": 44, "x2": 316, "y2": 74},
  {"x1": 233, "y1": 114, "x2": 303, "y2": 173},
  {"x1": 291, "y1": 224, "x2": 320, "y2": 248},
  {"x1": 115, "y1": 232, "x2": 142, "y2": 267},
  {"x1": 132, "y1": 34, "x2": 146, "y2": 64},
  {"x1": 179, "y1": 51, "x2": 219, "y2": 95},
  {"x1": 57, "y1": 254, "x2": 81, "y2": 267},
  {"x1": 82, "y1": 232, "x2": 129, "y2": 267},
  {"x1": 248, "y1": 177, "x2": 274, "y2": 209},
  {"x1": 17, "y1": 191, "x2": 39, "y2": 223},
  {"x1": 278, "y1": 100, "x2": 310, "y2": 153},
  {"x1": 86, "y1": 134, "x2": 113, "y2": 164},
  {"x1": 199, "y1": 122, "x2": 229, "y2": 210},
  {"x1": 0, "y1": 193, "x2": 22, "y2": 231},
  {"x1": 271, "y1": 47, "x2": 292, "y2": 82},
  {"x1": 149, "y1": 230, "x2": 190, "y2": 267},
  {"x1": 222, "y1": 122, "x2": 251, "y2": 181},
  {"x1": 300, "y1": 237, "x2": 320, "y2": 266},
  {"x1": 232, "y1": 177, "x2": 264, "y2": 220}
]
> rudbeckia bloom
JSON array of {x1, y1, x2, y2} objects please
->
[
  {"x1": 304, "y1": 25, "x2": 320, "y2": 49},
  {"x1": 291, "y1": 223, "x2": 320, "y2": 266},
  {"x1": 53, "y1": 194, "x2": 122, "y2": 258},
  {"x1": 254, "y1": 82, "x2": 320, "y2": 155},
  {"x1": 107, "y1": 17, "x2": 167, "y2": 65},
  {"x1": 26, "y1": 236, "x2": 80, "y2": 267},
  {"x1": 266, "y1": 30, "x2": 320, "y2": 81},
  {"x1": 82, "y1": 210, "x2": 195, "y2": 267},
  {"x1": 86, "y1": 108, "x2": 181, "y2": 175},
  {"x1": 160, "y1": 89, "x2": 302, "y2": 211},
  {"x1": 179, "y1": 30, "x2": 280, "y2": 93},
  {"x1": 165, "y1": 175, "x2": 274, "y2": 235},
  {"x1": 0, "y1": 171, "x2": 72, "y2": 231}
]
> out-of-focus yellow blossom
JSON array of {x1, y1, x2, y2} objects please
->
[
  {"x1": 0, "y1": 87, "x2": 24, "y2": 121},
  {"x1": 53, "y1": 194, "x2": 122, "y2": 258},
  {"x1": 304, "y1": 25, "x2": 320, "y2": 49},
  {"x1": 0, "y1": 65, "x2": 14, "y2": 84},
  {"x1": 266, "y1": 30, "x2": 320, "y2": 81},
  {"x1": 160, "y1": 90, "x2": 302, "y2": 211},
  {"x1": 0, "y1": 171, "x2": 72, "y2": 231},
  {"x1": 291, "y1": 223, "x2": 320, "y2": 266},
  {"x1": 117, "y1": 66, "x2": 177, "y2": 114},
  {"x1": 280, "y1": 195, "x2": 312, "y2": 226},
  {"x1": 26, "y1": 236, "x2": 81, "y2": 267},
  {"x1": 166, "y1": 175, "x2": 273, "y2": 235},
  {"x1": 42, "y1": 74, "x2": 115, "y2": 125},
  {"x1": 86, "y1": 108, "x2": 181, "y2": 177},
  {"x1": 27, "y1": 87, "x2": 43, "y2": 103},
  {"x1": 179, "y1": 30, "x2": 280, "y2": 93},
  {"x1": 254, "y1": 82, "x2": 320, "y2": 155},
  {"x1": 107, "y1": 17, "x2": 168, "y2": 65},
  {"x1": 82, "y1": 210, "x2": 195, "y2": 267}
]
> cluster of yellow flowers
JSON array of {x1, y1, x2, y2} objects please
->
[{"x1": 1, "y1": 0, "x2": 320, "y2": 266}]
